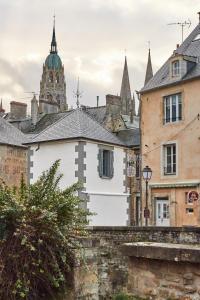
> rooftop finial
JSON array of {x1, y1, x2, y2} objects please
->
[
  {"x1": 74, "y1": 77, "x2": 83, "y2": 108},
  {"x1": 50, "y1": 14, "x2": 57, "y2": 53}
]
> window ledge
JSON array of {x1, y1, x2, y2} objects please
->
[{"x1": 100, "y1": 176, "x2": 113, "y2": 180}]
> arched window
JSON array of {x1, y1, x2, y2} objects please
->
[
  {"x1": 47, "y1": 93, "x2": 53, "y2": 101},
  {"x1": 56, "y1": 73, "x2": 59, "y2": 83},
  {"x1": 49, "y1": 72, "x2": 53, "y2": 83}
]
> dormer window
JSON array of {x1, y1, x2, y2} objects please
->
[{"x1": 172, "y1": 60, "x2": 180, "y2": 77}]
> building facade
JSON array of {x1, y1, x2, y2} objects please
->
[
  {"x1": 140, "y1": 18, "x2": 200, "y2": 226},
  {"x1": 26, "y1": 109, "x2": 130, "y2": 226}
]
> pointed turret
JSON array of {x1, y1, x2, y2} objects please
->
[
  {"x1": 0, "y1": 99, "x2": 5, "y2": 113},
  {"x1": 120, "y1": 56, "x2": 132, "y2": 115},
  {"x1": 144, "y1": 48, "x2": 153, "y2": 85},
  {"x1": 50, "y1": 16, "x2": 57, "y2": 54}
]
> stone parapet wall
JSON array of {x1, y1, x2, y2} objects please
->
[
  {"x1": 127, "y1": 257, "x2": 200, "y2": 300},
  {"x1": 62, "y1": 227, "x2": 200, "y2": 299},
  {"x1": 87, "y1": 226, "x2": 200, "y2": 245}
]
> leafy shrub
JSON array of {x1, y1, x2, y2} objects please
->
[{"x1": 0, "y1": 160, "x2": 91, "y2": 299}]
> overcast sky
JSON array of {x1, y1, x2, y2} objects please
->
[{"x1": 0, "y1": 0, "x2": 200, "y2": 113}]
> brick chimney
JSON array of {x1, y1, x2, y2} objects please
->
[{"x1": 10, "y1": 101, "x2": 27, "y2": 119}]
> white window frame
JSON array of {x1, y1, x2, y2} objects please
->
[
  {"x1": 172, "y1": 60, "x2": 180, "y2": 77},
  {"x1": 163, "y1": 143, "x2": 176, "y2": 175},
  {"x1": 163, "y1": 93, "x2": 182, "y2": 124}
]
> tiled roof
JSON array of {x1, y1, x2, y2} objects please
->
[
  {"x1": 0, "y1": 117, "x2": 27, "y2": 147},
  {"x1": 25, "y1": 109, "x2": 127, "y2": 147},
  {"x1": 141, "y1": 23, "x2": 200, "y2": 93}
]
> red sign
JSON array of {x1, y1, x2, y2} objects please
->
[
  {"x1": 187, "y1": 191, "x2": 199, "y2": 203},
  {"x1": 144, "y1": 208, "x2": 150, "y2": 218}
]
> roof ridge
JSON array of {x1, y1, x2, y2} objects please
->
[
  {"x1": 79, "y1": 108, "x2": 124, "y2": 144},
  {"x1": 85, "y1": 105, "x2": 106, "y2": 109}
]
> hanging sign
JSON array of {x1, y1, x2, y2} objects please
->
[{"x1": 187, "y1": 191, "x2": 199, "y2": 202}]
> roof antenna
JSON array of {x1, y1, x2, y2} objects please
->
[
  {"x1": 168, "y1": 19, "x2": 191, "y2": 43},
  {"x1": 73, "y1": 77, "x2": 83, "y2": 108}
]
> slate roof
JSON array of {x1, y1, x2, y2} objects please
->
[
  {"x1": 0, "y1": 117, "x2": 27, "y2": 147},
  {"x1": 117, "y1": 128, "x2": 140, "y2": 147},
  {"x1": 25, "y1": 109, "x2": 127, "y2": 147},
  {"x1": 84, "y1": 106, "x2": 106, "y2": 125},
  {"x1": 141, "y1": 23, "x2": 200, "y2": 93}
]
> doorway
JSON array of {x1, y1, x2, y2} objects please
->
[{"x1": 156, "y1": 198, "x2": 170, "y2": 226}]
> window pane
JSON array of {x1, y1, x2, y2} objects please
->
[
  {"x1": 163, "y1": 93, "x2": 182, "y2": 124},
  {"x1": 165, "y1": 97, "x2": 170, "y2": 123},
  {"x1": 172, "y1": 95, "x2": 177, "y2": 121},
  {"x1": 178, "y1": 94, "x2": 182, "y2": 120},
  {"x1": 164, "y1": 144, "x2": 176, "y2": 174},
  {"x1": 103, "y1": 150, "x2": 110, "y2": 177}
]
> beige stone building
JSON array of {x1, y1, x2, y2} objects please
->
[
  {"x1": 140, "y1": 17, "x2": 200, "y2": 226},
  {"x1": 0, "y1": 117, "x2": 27, "y2": 187}
]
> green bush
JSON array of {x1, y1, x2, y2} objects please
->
[
  {"x1": 113, "y1": 294, "x2": 146, "y2": 300},
  {"x1": 0, "y1": 160, "x2": 91, "y2": 299}
]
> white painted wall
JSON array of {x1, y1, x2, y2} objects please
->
[
  {"x1": 85, "y1": 142, "x2": 125, "y2": 193},
  {"x1": 87, "y1": 194, "x2": 128, "y2": 226},
  {"x1": 29, "y1": 140, "x2": 129, "y2": 226},
  {"x1": 85, "y1": 142, "x2": 129, "y2": 226},
  {"x1": 30, "y1": 141, "x2": 78, "y2": 189}
]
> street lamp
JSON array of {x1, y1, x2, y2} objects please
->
[{"x1": 142, "y1": 165, "x2": 152, "y2": 226}]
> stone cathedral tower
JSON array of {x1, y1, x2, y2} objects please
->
[{"x1": 39, "y1": 20, "x2": 67, "y2": 114}]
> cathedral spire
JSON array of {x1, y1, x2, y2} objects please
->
[
  {"x1": 120, "y1": 56, "x2": 132, "y2": 115},
  {"x1": 0, "y1": 99, "x2": 5, "y2": 113},
  {"x1": 144, "y1": 48, "x2": 153, "y2": 85},
  {"x1": 50, "y1": 15, "x2": 57, "y2": 54}
]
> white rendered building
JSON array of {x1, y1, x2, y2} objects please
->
[{"x1": 25, "y1": 109, "x2": 130, "y2": 226}]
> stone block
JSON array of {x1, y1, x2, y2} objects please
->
[{"x1": 184, "y1": 285, "x2": 196, "y2": 294}]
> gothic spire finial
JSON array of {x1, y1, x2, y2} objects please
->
[
  {"x1": 120, "y1": 55, "x2": 132, "y2": 115},
  {"x1": 144, "y1": 44, "x2": 153, "y2": 85},
  {"x1": 0, "y1": 99, "x2": 5, "y2": 113},
  {"x1": 50, "y1": 15, "x2": 57, "y2": 54}
]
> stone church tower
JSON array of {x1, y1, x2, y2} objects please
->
[{"x1": 39, "y1": 21, "x2": 67, "y2": 114}]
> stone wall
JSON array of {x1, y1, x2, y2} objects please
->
[
  {"x1": 0, "y1": 145, "x2": 27, "y2": 187},
  {"x1": 127, "y1": 257, "x2": 200, "y2": 300},
  {"x1": 69, "y1": 227, "x2": 200, "y2": 299}
]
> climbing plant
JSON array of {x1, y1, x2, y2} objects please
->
[{"x1": 0, "y1": 160, "x2": 90, "y2": 299}]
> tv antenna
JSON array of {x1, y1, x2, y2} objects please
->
[
  {"x1": 168, "y1": 19, "x2": 191, "y2": 42},
  {"x1": 73, "y1": 77, "x2": 83, "y2": 108}
]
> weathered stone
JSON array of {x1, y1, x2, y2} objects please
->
[
  {"x1": 183, "y1": 273, "x2": 194, "y2": 280},
  {"x1": 184, "y1": 285, "x2": 196, "y2": 294}
]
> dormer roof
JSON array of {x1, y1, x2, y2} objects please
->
[{"x1": 141, "y1": 23, "x2": 200, "y2": 94}]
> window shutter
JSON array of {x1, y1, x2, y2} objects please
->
[
  {"x1": 98, "y1": 149, "x2": 103, "y2": 177},
  {"x1": 109, "y1": 151, "x2": 114, "y2": 178}
]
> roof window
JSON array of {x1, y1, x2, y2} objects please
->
[{"x1": 172, "y1": 60, "x2": 180, "y2": 77}]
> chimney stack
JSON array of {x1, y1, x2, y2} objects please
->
[
  {"x1": 97, "y1": 96, "x2": 99, "y2": 107},
  {"x1": 31, "y1": 94, "x2": 38, "y2": 125},
  {"x1": 198, "y1": 12, "x2": 200, "y2": 24},
  {"x1": 10, "y1": 101, "x2": 27, "y2": 119}
]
